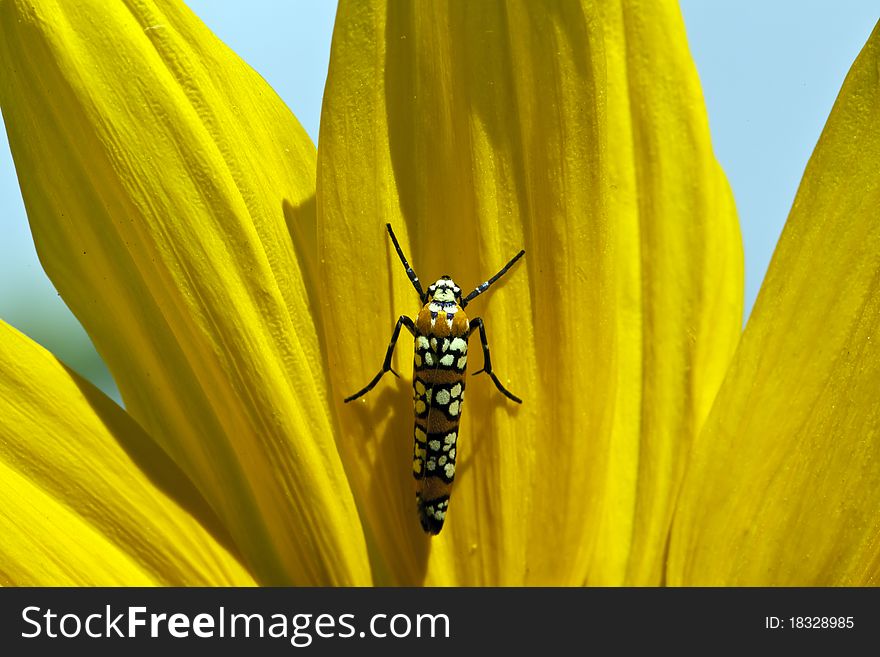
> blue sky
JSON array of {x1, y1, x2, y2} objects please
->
[{"x1": 1, "y1": 1, "x2": 877, "y2": 395}]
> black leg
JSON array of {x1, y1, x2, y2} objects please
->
[
  {"x1": 462, "y1": 248, "x2": 525, "y2": 308},
  {"x1": 344, "y1": 316, "x2": 416, "y2": 402},
  {"x1": 386, "y1": 224, "x2": 426, "y2": 302},
  {"x1": 468, "y1": 317, "x2": 522, "y2": 403}
]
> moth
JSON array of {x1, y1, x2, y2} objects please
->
[{"x1": 345, "y1": 224, "x2": 524, "y2": 534}]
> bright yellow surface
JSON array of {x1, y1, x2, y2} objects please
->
[
  {"x1": 0, "y1": 321, "x2": 254, "y2": 585},
  {"x1": 0, "y1": 0, "x2": 369, "y2": 585},
  {"x1": 319, "y1": 0, "x2": 741, "y2": 585},
  {"x1": 669, "y1": 21, "x2": 880, "y2": 586},
  {"x1": 11, "y1": 0, "x2": 872, "y2": 588}
]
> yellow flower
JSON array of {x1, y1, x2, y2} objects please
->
[{"x1": 1, "y1": 0, "x2": 878, "y2": 586}]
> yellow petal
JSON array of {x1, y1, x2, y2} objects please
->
[
  {"x1": 0, "y1": 321, "x2": 254, "y2": 585},
  {"x1": 668, "y1": 20, "x2": 880, "y2": 586},
  {"x1": 595, "y1": 0, "x2": 743, "y2": 586},
  {"x1": 0, "y1": 0, "x2": 369, "y2": 584},
  {"x1": 319, "y1": 0, "x2": 741, "y2": 585}
]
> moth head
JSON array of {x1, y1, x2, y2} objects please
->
[{"x1": 427, "y1": 276, "x2": 462, "y2": 304}]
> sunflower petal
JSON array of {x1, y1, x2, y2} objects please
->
[
  {"x1": 0, "y1": 0, "x2": 369, "y2": 584},
  {"x1": 319, "y1": 0, "x2": 741, "y2": 585},
  {"x1": 0, "y1": 321, "x2": 254, "y2": 585},
  {"x1": 594, "y1": 0, "x2": 744, "y2": 586},
  {"x1": 668, "y1": 20, "x2": 880, "y2": 586}
]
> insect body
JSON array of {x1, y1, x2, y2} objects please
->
[{"x1": 344, "y1": 224, "x2": 524, "y2": 535}]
